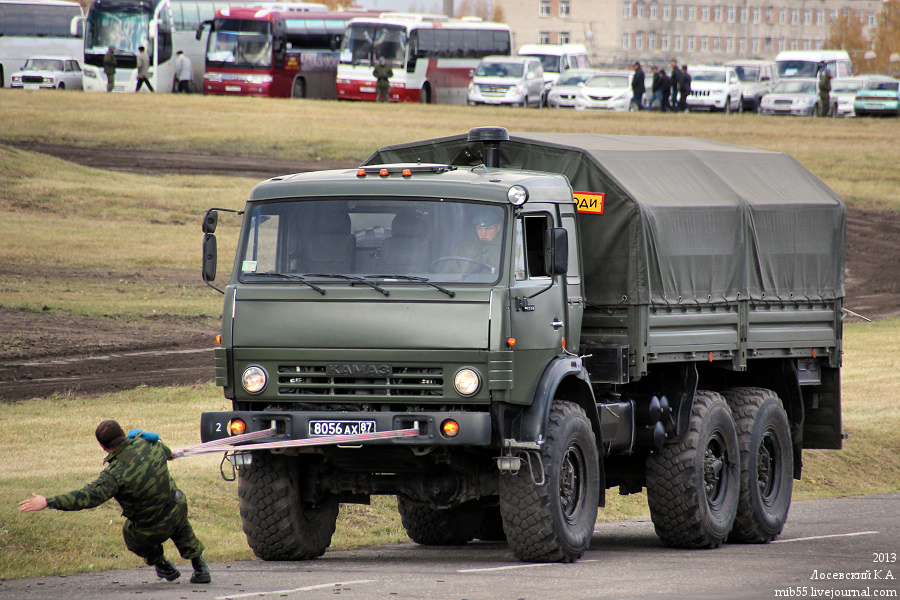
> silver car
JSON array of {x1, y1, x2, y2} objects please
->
[
  {"x1": 574, "y1": 71, "x2": 634, "y2": 111},
  {"x1": 758, "y1": 78, "x2": 821, "y2": 116},
  {"x1": 547, "y1": 69, "x2": 595, "y2": 108},
  {"x1": 10, "y1": 56, "x2": 83, "y2": 90}
]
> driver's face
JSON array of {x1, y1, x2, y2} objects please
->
[{"x1": 476, "y1": 222, "x2": 502, "y2": 242}]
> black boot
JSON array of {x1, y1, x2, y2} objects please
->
[
  {"x1": 190, "y1": 555, "x2": 211, "y2": 584},
  {"x1": 155, "y1": 557, "x2": 181, "y2": 581}
]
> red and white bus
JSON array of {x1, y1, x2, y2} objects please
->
[
  {"x1": 336, "y1": 13, "x2": 511, "y2": 104},
  {"x1": 202, "y1": 5, "x2": 375, "y2": 98}
]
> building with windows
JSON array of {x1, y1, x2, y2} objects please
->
[{"x1": 493, "y1": 0, "x2": 881, "y2": 67}]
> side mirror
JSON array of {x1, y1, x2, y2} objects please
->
[
  {"x1": 544, "y1": 228, "x2": 569, "y2": 276},
  {"x1": 202, "y1": 209, "x2": 218, "y2": 234},
  {"x1": 70, "y1": 15, "x2": 84, "y2": 38},
  {"x1": 202, "y1": 233, "x2": 217, "y2": 283},
  {"x1": 149, "y1": 20, "x2": 158, "y2": 40}
]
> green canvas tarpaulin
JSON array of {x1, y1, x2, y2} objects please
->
[{"x1": 363, "y1": 132, "x2": 845, "y2": 307}]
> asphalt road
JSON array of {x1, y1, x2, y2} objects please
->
[{"x1": 2, "y1": 494, "x2": 897, "y2": 600}]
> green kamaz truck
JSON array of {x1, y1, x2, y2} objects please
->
[{"x1": 199, "y1": 128, "x2": 845, "y2": 563}]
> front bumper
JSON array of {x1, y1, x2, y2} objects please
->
[{"x1": 201, "y1": 409, "x2": 493, "y2": 447}]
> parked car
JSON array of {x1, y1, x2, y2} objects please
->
[
  {"x1": 725, "y1": 59, "x2": 778, "y2": 112},
  {"x1": 574, "y1": 70, "x2": 635, "y2": 111},
  {"x1": 853, "y1": 79, "x2": 900, "y2": 117},
  {"x1": 828, "y1": 76, "x2": 889, "y2": 117},
  {"x1": 10, "y1": 56, "x2": 83, "y2": 90},
  {"x1": 546, "y1": 69, "x2": 595, "y2": 108},
  {"x1": 517, "y1": 43, "x2": 590, "y2": 105},
  {"x1": 758, "y1": 78, "x2": 821, "y2": 116},
  {"x1": 467, "y1": 56, "x2": 544, "y2": 108},
  {"x1": 685, "y1": 65, "x2": 742, "y2": 113}
]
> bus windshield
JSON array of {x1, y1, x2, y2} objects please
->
[
  {"x1": 339, "y1": 23, "x2": 407, "y2": 67},
  {"x1": 207, "y1": 18, "x2": 272, "y2": 67},
  {"x1": 84, "y1": 0, "x2": 151, "y2": 56},
  {"x1": 777, "y1": 60, "x2": 818, "y2": 78}
]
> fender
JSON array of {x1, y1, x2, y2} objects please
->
[{"x1": 518, "y1": 356, "x2": 602, "y2": 447}]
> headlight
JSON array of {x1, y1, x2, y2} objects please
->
[
  {"x1": 241, "y1": 366, "x2": 267, "y2": 394},
  {"x1": 514, "y1": 83, "x2": 526, "y2": 94},
  {"x1": 204, "y1": 72, "x2": 222, "y2": 82},
  {"x1": 508, "y1": 185, "x2": 528, "y2": 206},
  {"x1": 84, "y1": 70, "x2": 97, "y2": 78},
  {"x1": 12, "y1": 75, "x2": 21, "y2": 82},
  {"x1": 454, "y1": 368, "x2": 481, "y2": 396},
  {"x1": 468, "y1": 81, "x2": 475, "y2": 93},
  {"x1": 796, "y1": 98, "x2": 809, "y2": 107},
  {"x1": 246, "y1": 74, "x2": 273, "y2": 84}
]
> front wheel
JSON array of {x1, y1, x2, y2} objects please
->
[
  {"x1": 646, "y1": 390, "x2": 740, "y2": 548},
  {"x1": 723, "y1": 388, "x2": 793, "y2": 543},
  {"x1": 419, "y1": 83, "x2": 431, "y2": 104},
  {"x1": 237, "y1": 452, "x2": 339, "y2": 560},
  {"x1": 500, "y1": 400, "x2": 600, "y2": 562}
]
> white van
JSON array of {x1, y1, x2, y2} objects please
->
[
  {"x1": 467, "y1": 55, "x2": 545, "y2": 108},
  {"x1": 724, "y1": 59, "x2": 778, "y2": 112},
  {"x1": 775, "y1": 50, "x2": 852, "y2": 79},
  {"x1": 517, "y1": 43, "x2": 590, "y2": 104}
]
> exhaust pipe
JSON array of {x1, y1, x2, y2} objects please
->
[{"x1": 467, "y1": 126, "x2": 509, "y2": 168}]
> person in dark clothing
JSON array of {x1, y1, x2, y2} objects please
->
[
  {"x1": 103, "y1": 47, "x2": 117, "y2": 92},
  {"x1": 668, "y1": 59, "x2": 681, "y2": 111},
  {"x1": 649, "y1": 66, "x2": 662, "y2": 110},
  {"x1": 818, "y1": 68, "x2": 832, "y2": 116},
  {"x1": 679, "y1": 64, "x2": 692, "y2": 111},
  {"x1": 373, "y1": 57, "x2": 393, "y2": 102},
  {"x1": 135, "y1": 46, "x2": 154, "y2": 92},
  {"x1": 631, "y1": 61, "x2": 645, "y2": 110},
  {"x1": 18, "y1": 420, "x2": 211, "y2": 584},
  {"x1": 659, "y1": 68, "x2": 671, "y2": 112}
]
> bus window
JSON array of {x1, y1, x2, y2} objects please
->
[{"x1": 493, "y1": 30, "x2": 510, "y2": 55}]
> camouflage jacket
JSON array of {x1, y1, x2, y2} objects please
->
[{"x1": 46, "y1": 437, "x2": 180, "y2": 525}]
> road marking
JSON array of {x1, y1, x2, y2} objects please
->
[
  {"x1": 458, "y1": 559, "x2": 597, "y2": 573},
  {"x1": 772, "y1": 531, "x2": 879, "y2": 543},
  {"x1": 215, "y1": 579, "x2": 376, "y2": 599}
]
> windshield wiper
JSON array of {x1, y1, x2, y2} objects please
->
[
  {"x1": 250, "y1": 272, "x2": 326, "y2": 295},
  {"x1": 304, "y1": 273, "x2": 389, "y2": 296},
  {"x1": 366, "y1": 274, "x2": 455, "y2": 298}
]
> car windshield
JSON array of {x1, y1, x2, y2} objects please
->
[
  {"x1": 477, "y1": 61, "x2": 524, "y2": 77},
  {"x1": 831, "y1": 81, "x2": 865, "y2": 93},
  {"x1": 777, "y1": 60, "x2": 818, "y2": 78},
  {"x1": 691, "y1": 70, "x2": 726, "y2": 82},
  {"x1": 774, "y1": 81, "x2": 817, "y2": 94},
  {"x1": 239, "y1": 199, "x2": 507, "y2": 285},
  {"x1": 24, "y1": 59, "x2": 64, "y2": 71},
  {"x1": 865, "y1": 81, "x2": 899, "y2": 91},
  {"x1": 586, "y1": 74, "x2": 628, "y2": 88},
  {"x1": 522, "y1": 53, "x2": 561, "y2": 73},
  {"x1": 732, "y1": 65, "x2": 760, "y2": 81},
  {"x1": 557, "y1": 72, "x2": 591, "y2": 86}
]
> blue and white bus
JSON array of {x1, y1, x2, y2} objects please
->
[{"x1": 0, "y1": 0, "x2": 84, "y2": 88}]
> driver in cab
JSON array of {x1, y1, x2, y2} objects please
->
[{"x1": 446, "y1": 207, "x2": 503, "y2": 274}]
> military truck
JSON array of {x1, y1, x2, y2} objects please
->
[{"x1": 199, "y1": 127, "x2": 845, "y2": 563}]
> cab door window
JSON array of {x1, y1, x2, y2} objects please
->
[{"x1": 514, "y1": 213, "x2": 550, "y2": 281}]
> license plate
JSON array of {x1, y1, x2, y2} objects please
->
[
  {"x1": 25, "y1": 84, "x2": 40, "y2": 90},
  {"x1": 866, "y1": 103, "x2": 884, "y2": 109},
  {"x1": 360, "y1": 86, "x2": 375, "y2": 93},
  {"x1": 225, "y1": 85, "x2": 241, "y2": 92},
  {"x1": 308, "y1": 420, "x2": 376, "y2": 437}
]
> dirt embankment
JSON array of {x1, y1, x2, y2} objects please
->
[{"x1": 1, "y1": 142, "x2": 897, "y2": 403}]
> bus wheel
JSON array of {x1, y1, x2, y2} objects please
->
[
  {"x1": 419, "y1": 83, "x2": 431, "y2": 103},
  {"x1": 292, "y1": 78, "x2": 306, "y2": 99}
]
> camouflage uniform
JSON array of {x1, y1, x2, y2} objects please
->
[{"x1": 46, "y1": 436, "x2": 204, "y2": 566}]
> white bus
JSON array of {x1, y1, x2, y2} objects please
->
[
  {"x1": 0, "y1": 0, "x2": 83, "y2": 88},
  {"x1": 78, "y1": 0, "x2": 262, "y2": 92},
  {"x1": 336, "y1": 13, "x2": 511, "y2": 104}
]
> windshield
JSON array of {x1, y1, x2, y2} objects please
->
[
  {"x1": 84, "y1": 0, "x2": 151, "y2": 57},
  {"x1": 339, "y1": 23, "x2": 407, "y2": 67},
  {"x1": 586, "y1": 74, "x2": 628, "y2": 88},
  {"x1": 557, "y1": 72, "x2": 591, "y2": 86},
  {"x1": 774, "y1": 81, "x2": 817, "y2": 94},
  {"x1": 207, "y1": 18, "x2": 272, "y2": 68},
  {"x1": 691, "y1": 70, "x2": 726, "y2": 82},
  {"x1": 476, "y1": 61, "x2": 523, "y2": 77},
  {"x1": 777, "y1": 60, "x2": 818, "y2": 78},
  {"x1": 865, "y1": 81, "x2": 899, "y2": 91},
  {"x1": 732, "y1": 65, "x2": 760, "y2": 81},
  {"x1": 831, "y1": 81, "x2": 865, "y2": 93},
  {"x1": 24, "y1": 59, "x2": 65, "y2": 71},
  {"x1": 522, "y1": 53, "x2": 560, "y2": 73},
  {"x1": 239, "y1": 199, "x2": 507, "y2": 285}
]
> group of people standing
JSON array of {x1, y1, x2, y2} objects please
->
[
  {"x1": 631, "y1": 59, "x2": 693, "y2": 112},
  {"x1": 100, "y1": 46, "x2": 194, "y2": 93}
]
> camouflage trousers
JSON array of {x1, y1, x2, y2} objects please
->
[{"x1": 122, "y1": 490, "x2": 205, "y2": 565}]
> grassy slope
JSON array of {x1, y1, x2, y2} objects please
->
[{"x1": 0, "y1": 90, "x2": 898, "y2": 579}]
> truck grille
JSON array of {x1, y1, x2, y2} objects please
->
[
  {"x1": 690, "y1": 90, "x2": 711, "y2": 97},
  {"x1": 479, "y1": 84, "x2": 511, "y2": 96},
  {"x1": 277, "y1": 365, "x2": 444, "y2": 398},
  {"x1": 23, "y1": 75, "x2": 45, "y2": 83}
]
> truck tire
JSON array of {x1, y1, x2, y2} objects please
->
[
  {"x1": 237, "y1": 451, "x2": 339, "y2": 560},
  {"x1": 499, "y1": 400, "x2": 600, "y2": 562},
  {"x1": 646, "y1": 390, "x2": 739, "y2": 548},
  {"x1": 397, "y1": 497, "x2": 483, "y2": 545},
  {"x1": 722, "y1": 387, "x2": 793, "y2": 543}
]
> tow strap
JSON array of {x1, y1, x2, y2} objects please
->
[{"x1": 172, "y1": 427, "x2": 421, "y2": 459}]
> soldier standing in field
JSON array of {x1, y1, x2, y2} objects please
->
[
  {"x1": 17, "y1": 420, "x2": 211, "y2": 584},
  {"x1": 373, "y1": 56, "x2": 392, "y2": 102},
  {"x1": 103, "y1": 46, "x2": 117, "y2": 92}
]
